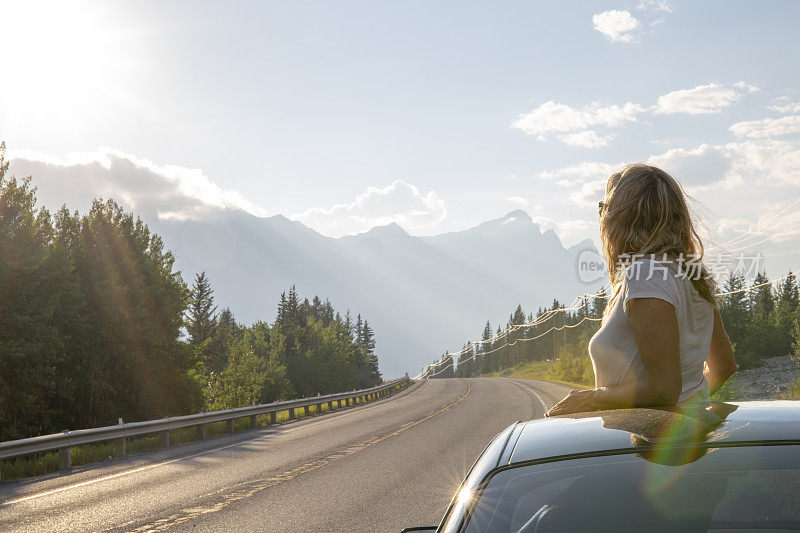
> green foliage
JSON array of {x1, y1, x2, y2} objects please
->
[
  {"x1": 186, "y1": 271, "x2": 217, "y2": 346},
  {"x1": 0, "y1": 144, "x2": 384, "y2": 443},
  {"x1": 196, "y1": 286, "x2": 383, "y2": 410},
  {"x1": 446, "y1": 270, "x2": 800, "y2": 386},
  {"x1": 0, "y1": 144, "x2": 194, "y2": 440}
]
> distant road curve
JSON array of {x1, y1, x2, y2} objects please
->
[{"x1": 0, "y1": 377, "x2": 573, "y2": 532}]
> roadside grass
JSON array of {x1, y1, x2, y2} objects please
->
[
  {"x1": 487, "y1": 355, "x2": 756, "y2": 404},
  {"x1": 710, "y1": 378, "x2": 740, "y2": 402},
  {"x1": 486, "y1": 355, "x2": 593, "y2": 390},
  {"x1": 0, "y1": 393, "x2": 390, "y2": 481},
  {"x1": 783, "y1": 376, "x2": 800, "y2": 400}
]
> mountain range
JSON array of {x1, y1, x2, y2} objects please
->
[{"x1": 148, "y1": 209, "x2": 600, "y2": 377}]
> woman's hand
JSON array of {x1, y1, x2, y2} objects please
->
[{"x1": 546, "y1": 389, "x2": 598, "y2": 417}]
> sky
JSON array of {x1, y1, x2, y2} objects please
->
[{"x1": 3, "y1": 0, "x2": 800, "y2": 278}]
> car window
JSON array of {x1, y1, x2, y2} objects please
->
[{"x1": 462, "y1": 445, "x2": 800, "y2": 533}]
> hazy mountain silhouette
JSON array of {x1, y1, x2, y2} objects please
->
[{"x1": 149, "y1": 208, "x2": 599, "y2": 377}]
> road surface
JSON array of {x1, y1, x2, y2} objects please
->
[{"x1": 0, "y1": 377, "x2": 573, "y2": 532}]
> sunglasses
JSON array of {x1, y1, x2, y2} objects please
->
[{"x1": 598, "y1": 201, "x2": 606, "y2": 216}]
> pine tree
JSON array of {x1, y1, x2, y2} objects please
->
[
  {"x1": 778, "y1": 272, "x2": 799, "y2": 311},
  {"x1": 775, "y1": 272, "x2": 799, "y2": 358},
  {"x1": 344, "y1": 310, "x2": 353, "y2": 337},
  {"x1": 285, "y1": 285, "x2": 301, "y2": 328},
  {"x1": 750, "y1": 272, "x2": 774, "y2": 316},
  {"x1": 591, "y1": 293, "x2": 608, "y2": 318},
  {"x1": 477, "y1": 320, "x2": 492, "y2": 374},
  {"x1": 362, "y1": 320, "x2": 381, "y2": 383},
  {"x1": 207, "y1": 307, "x2": 239, "y2": 372},
  {"x1": 186, "y1": 272, "x2": 217, "y2": 346},
  {"x1": 355, "y1": 314, "x2": 363, "y2": 346},
  {"x1": 720, "y1": 273, "x2": 750, "y2": 365},
  {"x1": 275, "y1": 291, "x2": 287, "y2": 327},
  {"x1": 747, "y1": 272, "x2": 775, "y2": 359}
]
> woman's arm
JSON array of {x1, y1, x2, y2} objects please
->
[
  {"x1": 704, "y1": 307, "x2": 737, "y2": 395},
  {"x1": 547, "y1": 297, "x2": 682, "y2": 416}
]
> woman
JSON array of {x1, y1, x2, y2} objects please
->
[{"x1": 547, "y1": 164, "x2": 738, "y2": 417}]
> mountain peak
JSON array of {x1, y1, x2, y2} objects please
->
[
  {"x1": 342, "y1": 221, "x2": 412, "y2": 241},
  {"x1": 499, "y1": 209, "x2": 533, "y2": 225},
  {"x1": 368, "y1": 221, "x2": 409, "y2": 236}
]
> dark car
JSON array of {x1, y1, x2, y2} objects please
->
[{"x1": 403, "y1": 401, "x2": 800, "y2": 532}]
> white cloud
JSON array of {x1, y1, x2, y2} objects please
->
[
  {"x1": 568, "y1": 178, "x2": 609, "y2": 208},
  {"x1": 8, "y1": 147, "x2": 266, "y2": 222},
  {"x1": 513, "y1": 83, "x2": 754, "y2": 146},
  {"x1": 592, "y1": 10, "x2": 640, "y2": 43},
  {"x1": 511, "y1": 101, "x2": 643, "y2": 136},
  {"x1": 645, "y1": 139, "x2": 800, "y2": 194},
  {"x1": 724, "y1": 139, "x2": 800, "y2": 187},
  {"x1": 506, "y1": 195, "x2": 529, "y2": 207},
  {"x1": 557, "y1": 130, "x2": 614, "y2": 148},
  {"x1": 733, "y1": 81, "x2": 760, "y2": 94},
  {"x1": 537, "y1": 161, "x2": 621, "y2": 185},
  {"x1": 768, "y1": 97, "x2": 800, "y2": 114},
  {"x1": 636, "y1": 0, "x2": 675, "y2": 13},
  {"x1": 730, "y1": 115, "x2": 800, "y2": 139},
  {"x1": 293, "y1": 180, "x2": 447, "y2": 237},
  {"x1": 528, "y1": 136, "x2": 800, "y2": 262},
  {"x1": 654, "y1": 83, "x2": 741, "y2": 115},
  {"x1": 646, "y1": 143, "x2": 733, "y2": 186}
]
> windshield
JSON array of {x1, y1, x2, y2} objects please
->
[{"x1": 461, "y1": 445, "x2": 800, "y2": 533}]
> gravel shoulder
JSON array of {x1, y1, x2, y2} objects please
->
[{"x1": 726, "y1": 355, "x2": 800, "y2": 400}]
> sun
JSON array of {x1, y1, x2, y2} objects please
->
[{"x1": 0, "y1": 1, "x2": 143, "y2": 139}]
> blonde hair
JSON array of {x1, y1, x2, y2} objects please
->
[{"x1": 600, "y1": 164, "x2": 717, "y2": 312}]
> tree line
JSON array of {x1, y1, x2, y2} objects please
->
[
  {"x1": 187, "y1": 274, "x2": 381, "y2": 411},
  {"x1": 0, "y1": 143, "x2": 381, "y2": 441},
  {"x1": 429, "y1": 269, "x2": 800, "y2": 380}
]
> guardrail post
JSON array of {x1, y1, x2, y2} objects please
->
[
  {"x1": 159, "y1": 430, "x2": 170, "y2": 448},
  {"x1": 59, "y1": 431, "x2": 72, "y2": 470},
  {"x1": 197, "y1": 424, "x2": 206, "y2": 439},
  {"x1": 288, "y1": 408, "x2": 295, "y2": 420},
  {"x1": 250, "y1": 414, "x2": 257, "y2": 429},
  {"x1": 269, "y1": 411, "x2": 276, "y2": 424},
  {"x1": 226, "y1": 419, "x2": 235, "y2": 433},
  {"x1": 113, "y1": 418, "x2": 126, "y2": 457},
  {"x1": 59, "y1": 447, "x2": 71, "y2": 471},
  {"x1": 327, "y1": 400, "x2": 333, "y2": 410},
  {"x1": 303, "y1": 406, "x2": 309, "y2": 416}
]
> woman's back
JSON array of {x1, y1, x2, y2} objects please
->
[{"x1": 589, "y1": 258, "x2": 714, "y2": 404}]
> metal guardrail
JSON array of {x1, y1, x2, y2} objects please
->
[{"x1": 0, "y1": 376, "x2": 411, "y2": 475}]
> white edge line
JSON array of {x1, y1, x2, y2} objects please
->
[{"x1": 505, "y1": 379, "x2": 549, "y2": 414}]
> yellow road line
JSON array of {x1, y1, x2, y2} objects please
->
[{"x1": 124, "y1": 381, "x2": 471, "y2": 532}]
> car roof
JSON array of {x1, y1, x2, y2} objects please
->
[{"x1": 505, "y1": 400, "x2": 800, "y2": 466}]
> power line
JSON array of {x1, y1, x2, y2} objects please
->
[{"x1": 418, "y1": 269, "x2": 799, "y2": 379}]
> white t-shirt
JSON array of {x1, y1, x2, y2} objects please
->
[{"x1": 588, "y1": 258, "x2": 714, "y2": 404}]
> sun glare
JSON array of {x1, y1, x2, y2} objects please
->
[{"x1": 0, "y1": 1, "x2": 142, "y2": 137}]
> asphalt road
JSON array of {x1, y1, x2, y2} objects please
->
[{"x1": 0, "y1": 377, "x2": 574, "y2": 532}]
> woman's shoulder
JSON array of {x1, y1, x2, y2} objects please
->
[
  {"x1": 622, "y1": 256, "x2": 678, "y2": 284},
  {"x1": 620, "y1": 256, "x2": 684, "y2": 310}
]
